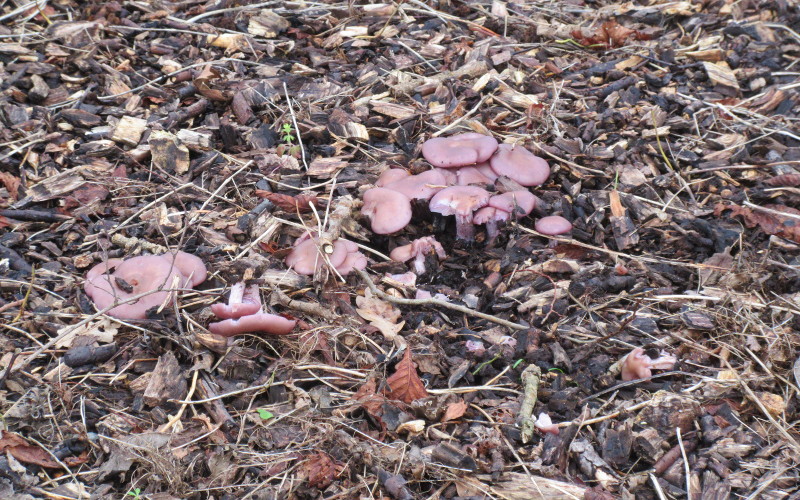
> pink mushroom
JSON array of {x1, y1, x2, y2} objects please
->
[
  {"x1": 535, "y1": 215, "x2": 573, "y2": 235},
  {"x1": 473, "y1": 207, "x2": 511, "y2": 240},
  {"x1": 489, "y1": 144, "x2": 550, "y2": 187},
  {"x1": 455, "y1": 166, "x2": 495, "y2": 186},
  {"x1": 389, "y1": 236, "x2": 447, "y2": 274},
  {"x1": 534, "y1": 413, "x2": 560, "y2": 435},
  {"x1": 362, "y1": 187, "x2": 413, "y2": 234},
  {"x1": 208, "y1": 281, "x2": 296, "y2": 337},
  {"x1": 429, "y1": 186, "x2": 491, "y2": 241},
  {"x1": 84, "y1": 251, "x2": 207, "y2": 319},
  {"x1": 383, "y1": 169, "x2": 449, "y2": 200},
  {"x1": 487, "y1": 191, "x2": 539, "y2": 216},
  {"x1": 620, "y1": 347, "x2": 677, "y2": 381},
  {"x1": 422, "y1": 133, "x2": 499, "y2": 168},
  {"x1": 285, "y1": 233, "x2": 367, "y2": 276},
  {"x1": 376, "y1": 168, "x2": 410, "y2": 187}
]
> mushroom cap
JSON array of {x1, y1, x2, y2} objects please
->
[
  {"x1": 85, "y1": 255, "x2": 187, "y2": 319},
  {"x1": 376, "y1": 168, "x2": 410, "y2": 187},
  {"x1": 475, "y1": 162, "x2": 499, "y2": 182},
  {"x1": 337, "y1": 250, "x2": 368, "y2": 275},
  {"x1": 489, "y1": 144, "x2": 550, "y2": 186},
  {"x1": 211, "y1": 283, "x2": 262, "y2": 319},
  {"x1": 620, "y1": 348, "x2": 677, "y2": 381},
  {"x1": 208, "y1": 313, "x2": 297, "y2": 337},
  {"x1": 535, "y1": 215, "x2": 573, "y2": 235},
  {"x1": 422, "y1": 133, "x2": 499, "y2": 168},
  {"x1": 383, "y1": 169, "x2": 449, "y2": 200},
  {"x1": 429, "y1": 186, "x2": 491, "y2": 217},
  {"x1": 432, "y1": 167, "x2": 458, "y2": 185},
  {"x1": 362, "y1": 187, "x2": 412, "y2": 234},
  {"x1": 473, "y1": 206, "x2": 510, "y2": 225},
  {"x1": 487, "y1": 191, "x2": 539, "y2": 217},
  {"x1": 455, "y1": 166, "x2": 494, "y2": 186}
]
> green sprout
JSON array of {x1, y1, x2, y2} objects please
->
[
  {"x1": 126, "y1": 488, "x2": 142, "y2": 499},
  {"x1": 281, "y1": 123, "x2": 295, "y2": 144}
]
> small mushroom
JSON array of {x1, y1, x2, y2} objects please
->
[
  {"x1": 473, "y1": 207, "x2": 511, "y2": 240},
  {"x1": 208, "y1": 282, "x2": 296, "y2": 337},
  {"x1": 455, "y1": 166, "x2": 495, "y2": 186},
  {"x1": 535, "y1": 215, "x2": 573, "y2": 235},
  {"x1": 489, "y1": 143, "x2": 550, "y2": 186},
  {"x1": 84, "y1": 252, "x2": 207, "y2": 319},
  {"x1": 422, "y1": 133, "x2": 499, "y2": 168},
  {"x1": 429, "y1": 186, "x2": 491, "y2": 241},
  {"x1": 534, "y1": 413, "x2": 560, "y2": 435},
  {"x1": 286, "y1": 233, "x2": 367, "y2": 276},
  {"x1": 383, "y1": 169, "x2": 449, "y2": 200},
  {"x1": 487, "y1": 190, "x2": 538, "y2": 216},
  {"x1": 389, "y1": 236, "x2": 447, "y2": 274},
  {"x1": 362, "y1": 187, "x2": 413, "y2": 234},
  {"x1": 620, "y1": 347, "x2": 677, "y2": 381}
]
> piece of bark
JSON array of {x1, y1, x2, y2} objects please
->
[
  {"x1": 143, "y1": 351, "x2": 186, "y2": 407},
  {"x1": 391, "y1": 60, "x2": 489, "y2": 95},
  {"x1": 60, "y1": 108, "x2": 102, "y2": 127},
  {"x1": 149, "y1": 130, "x2": 190, "y2": 175},
  {"x1": 28, "y1": 74, "x2": 50, "y2": 103},
  {"x1": 196, "y1": 375, "x2": 235, "y2": 432},
  {"x1": 633, "y1": 427, "x2": 667, "y2": 464},
  {"x1": 455, "y1": 472, "x2": 586, "y2": 499},
  {"x1": 430, "y1": 443, "x2": 477, "y2": 471},
  {"x1": 542, "y1": 422, "x2": 579, "y2": 471},
  {"x1": 176, "y1": 129, "x2": 212, "y2": 150},
  {"x1": 703, "y1": 61, "x2": 740, "y2": 95},
  {"x1": 609, "y1": 190, "x2": 639, "y2": 250},
  {"x1": 63, "y1": 344, "x2": 117, "y2": 368},
  {"x1": 327, "y1": 109, "x2": 369, "y2": 141},
  {"x1": 602, "y1": 421, "x2": 633, "y2": 467},
  {"x1": 111, "y1": 116, "x2": 148, "y2": 146}
]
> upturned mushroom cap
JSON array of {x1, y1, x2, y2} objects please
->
[
  {"x1": 422, "y1": 133, "x2": 499, "y2": 168},
  {"x1": 383, "y1": 169, "x2": 449, "y2": 200},
  {"x1": 429, "y1": 186, "x2": 491, "y2": 240},
  {"x1": 211, "y1": 282, "x2": 261, "y2": 319},
  {"x1": 535, "y1": 215, "x2": 573, "y2": 235},
  {"x1": 376, "y1": 168, "x2": 410, "y2": 187},
  {"x1": 208, "y1": 313, "x2": 296, "y2": 337},
  {"x1": 285, "y1": 235, "x2": 367, "y2": 275},
  {"x1": 389, "y1": 236, "x2": 447, "y2": 274},
  {"x1": 85, "y1": 254, "x2": 194, "y2": 319},
  {"x1": 534, "y1": 413, "x2": 560, "y2": 435},
  {"x1": 620, "y1": 348, "x2": 677, "y2": 381},
  {"x1": 488, "y1": 191, "x2": 539, "y2": 216},
  {"x1": 168, "y1": 251, "x2": 208, "y2": 287},
  {"x1": 362, "y1": 187, "x2": 412, "y2": 234},
  {"x1": 489, "y1": 144, "x2": 550, "y2": 186}
]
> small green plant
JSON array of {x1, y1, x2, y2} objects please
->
[
  {"x1": 126, "y1": 488, "x2": 142, "y2": 499},
  {"x1": 281, "y1": 123, "x2": 295, "y2": 144},
  {"x1": 256, "y1": 408, "x2": 274, "y2": 421}
]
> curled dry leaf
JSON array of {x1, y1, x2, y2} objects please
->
[
  {"x1": 571, "y1": 21, "x2": 652, "y2": 49},
  {"x1": 715, "y1": 202, "x2": 800, "y2": 244},
  {"x1": 0, "y1": 172, "x2": 21, "y2": 201},
  {"x1": 194, "y1": 64, "x2": 231, "y2": 102},
  {"x1": 356, "y1": 288, "x2": 405, "y2": 341},
  {"x1": 386, "y1": 350, "x2": 429, "y2": 404},
  {"x1": 764, "y1": 174, "x2": 800, "y2": 187},
  {"x1": 257, "y1": 191, "x2": 321, "y2": 213}
]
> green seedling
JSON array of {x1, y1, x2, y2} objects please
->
[
  {"x1": 257, "y1": 408, "x2": 274, "y2": 421},
  {"x1": 281, "y1": 123, "x2": 295, "y2": 144},
  {"x1": 126, "y1": 488, "x2": 142, "y2": 499}
]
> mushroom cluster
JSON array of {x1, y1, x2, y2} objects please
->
[
  {"x1": 84, "y1": 251, "x2": 207, "y2": 319},
  {"x1": 361, "y1": 133, "x2": 572, "y2": 241},
  {"x1": 208, "y1": 281, "x2": 296, "y2": 337}
]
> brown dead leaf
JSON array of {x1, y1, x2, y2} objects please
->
[
  {"x1": 0, "y1": 430, "x2": 61, "y2": 468},
  {"x1": 194, "y1": 64, "x2": 231, "y2": 102},
  {"x1": 302, "y1": 451, "x2": 345, "y2": 489},
  {"x1": 0, "y1": 172, "x2": 21, "y2": 201},
  {"x1": 715, "y1": 202, "x2": 800, "y2": 243},
  {"x1": 441, "y1": 400, "x2": 468, "y2": 422},
  {"x1": 257, "y1": 192, "x2": 321, "y2": 213},
  {"x1": 356, "y1": 288, "x2": 404, "y2": 341},
  {"x1": 386, "y1": 350, "x2": 428, "y2": 404},
  {"x1": 765, "y1": 174, "x2": 800, "y2": 187},
  {"x1": 571, "y1": 21, "x2": 652, "y2": 49},
  {"x1": 63, "y1": 183, "x2": 110, "y2": 212}
]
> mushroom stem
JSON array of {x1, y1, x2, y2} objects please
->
[
  {"x1": 455, "y1": 213, "x2": 475, "y2": 241},
  {"x1": 412, "y1": 254, "x2": 426, "y2": 275},
  {"x1": 228, "y1": 281, "x2": 246, "y2": 305},
  {"x1": 485, "y1": 220, "x2": 500, "y2": 240}
]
